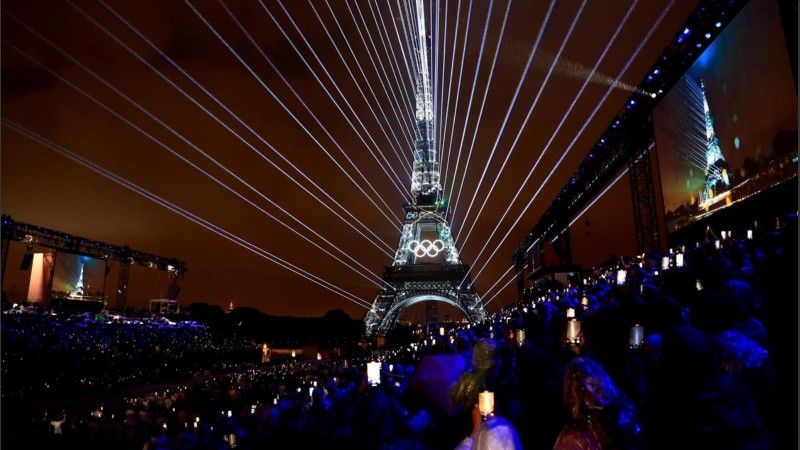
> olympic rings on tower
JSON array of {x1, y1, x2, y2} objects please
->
[{"x1": 407, "y1": 239, "x2": 445, "y2": 257}]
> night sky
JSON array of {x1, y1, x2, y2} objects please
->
[{"x1": 2, "y1": 0, "x2": 716, "y2": 319}]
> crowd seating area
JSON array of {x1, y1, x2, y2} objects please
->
[{"x1": 1, "y1": 214, "x2": 796, "y2": 449}]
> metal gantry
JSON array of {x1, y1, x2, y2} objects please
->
[
  {"x1": 513, "y1": 0, "x2": 749, "y2": 288},
  {"x1": 1, "y1": 214, "x2": 186, "y2": 310}
]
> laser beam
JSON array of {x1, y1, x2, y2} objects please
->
[{"x1": 2, "y1": 118, "x2": 374, "y2": 309}]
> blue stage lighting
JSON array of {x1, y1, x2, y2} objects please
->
[{"x1": 677, "y1": 28, "x2": 691, "y2": 44}]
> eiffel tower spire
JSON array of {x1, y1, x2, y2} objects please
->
[
  {"x1": 363, "y1": 0, "x2": 488, "y2": 339},
  {"x1": 410, "y1": 0, "x2": 440, "y2": 205}
]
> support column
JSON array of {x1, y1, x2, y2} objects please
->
[
  {"x1": 167, "y1": 270, "x2": 181, "y2": 300},
  {"x1": 628, "y1": 119, "x2": 661, "y2": 255}
]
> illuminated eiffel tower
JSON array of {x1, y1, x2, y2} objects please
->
[
  {"x1": 72, "y1": 262, "x2": 86, "y2": 297},
  {"x1": 698, "y1": 79, "x2": 730, "y2": 209},
  {"x1": 363, "y1": 0, "x2": 488, "y2": 338}
]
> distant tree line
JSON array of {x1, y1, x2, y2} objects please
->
[{"x1": 182, "y1": 302, "x2": 364, "y2": 350}]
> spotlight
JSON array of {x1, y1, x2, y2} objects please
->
[{"x1": 715, "y1": 21, "x2": 722, "y2": 28}]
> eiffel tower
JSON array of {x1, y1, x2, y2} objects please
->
[
  {"x1": 363, "y1": 0, "x2": 488, "y2": 339},
  {"x1": 72, "y1": 262, "x2": 86, "y2": 298},
  {"x1": 698, "y1": 79, "x2": 730, "y2": 209}
]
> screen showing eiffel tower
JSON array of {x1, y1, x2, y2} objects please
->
[
  {"x1": 652, "y1": 0, "x2": 797, "y2": 233},
  {"x1": 50, "y1": 251, "x2": 107, "y2": 302}
]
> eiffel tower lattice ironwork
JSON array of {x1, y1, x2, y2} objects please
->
[
  {"x1": 363, "y1": 0, "x2": 488, "y2": 338},
  {"x1": 698, "y1": 79, "x2": 731, "y2": 209}
]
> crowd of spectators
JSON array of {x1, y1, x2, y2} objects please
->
[
  {"x1": 1, "y1": 309, "x2": 261, "y2": 408},
  {"x1": 1, "y1": 213, "x2": 796, "y2": 449}
]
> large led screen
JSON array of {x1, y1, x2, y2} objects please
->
[
  {"x1": 50, "y1": 251, "x2": 107, "y2": 302},
  {"x1": 653, "y1": 0, "x2": 797, "y2": 233}
]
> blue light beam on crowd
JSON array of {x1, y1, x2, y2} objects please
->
[
  {"x1": 309, "y1": 1, "x2": 412, "y2": 170},
  {"x1": 459, "y1": 0, "x2": 637, "y2": 247},
  {"x1": 0, "y1": 39, "x2": 387, "y2": 288},
  {"x1": 469, "y1": 0, "x2": 676, "y2": 284},
  {"x1": 188, "y1": 0, "x2": 402, "y2": 228},
  {"x1": 64, "y1": 2, "x2": 397, "y2": 255},
  {"x1": 1, "y1": 119, "x2": 374, "y2": 310}
]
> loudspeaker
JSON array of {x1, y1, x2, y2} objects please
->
[{"x1": 20, "y1": 253, "x2": 33, "y2": 271}]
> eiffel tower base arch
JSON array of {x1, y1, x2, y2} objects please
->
[{"x1": 363, "y1": 279, "x2": 487, "y2": 338}]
